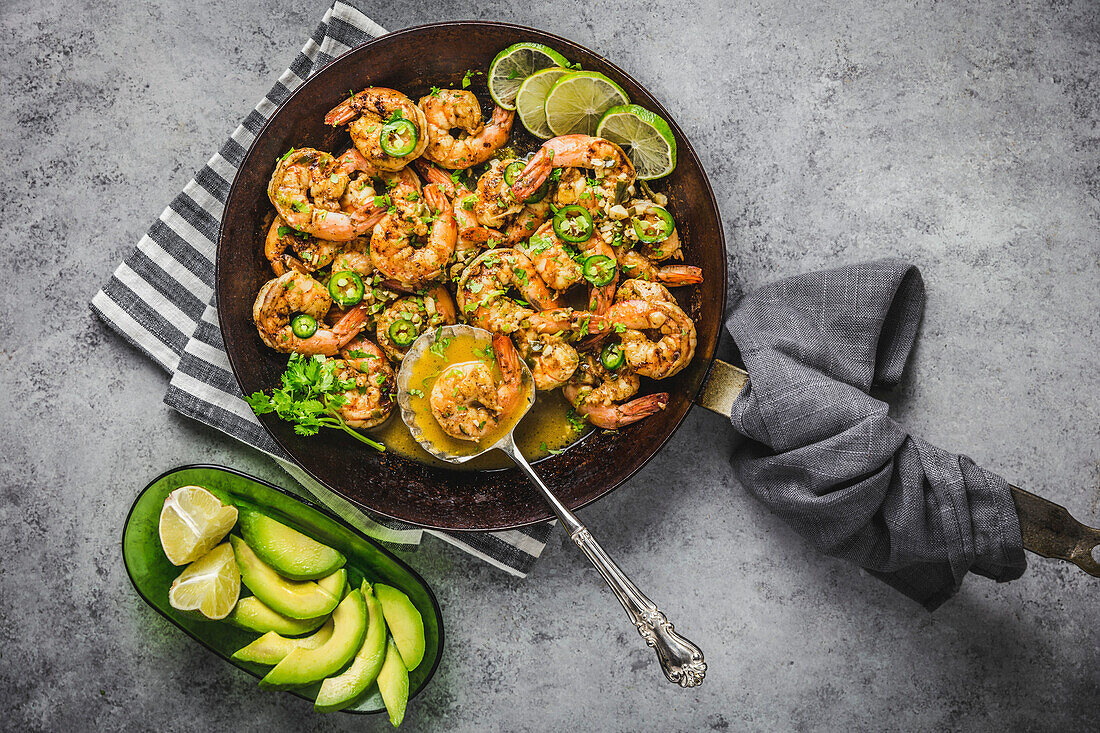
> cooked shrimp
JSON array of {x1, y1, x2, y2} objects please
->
[
  {"x1": 325, "y1": 88, "x2": 428, "y2": 171},
  {"x1": 518, "y1": 220, "x2": 583, "y2": 293},
  {"x1": 618, "y1": 249, "x2": 702, "y2": 286},
  {"x1": 474, "y1": 160, "x2": 525, "y2": 228},
  {"x1": 253, "y1": 271, "x2": 369, "y2": 355},
  {"x1": 418, "y1": 90, "x2": 515, "y2": 169},
  {"x1": 264, "y1": 216, "x2": 340, "y2": 275},
  {"x1": 552, "y1": 168, "x2": 602, "y2": 216},
  {"x1": 606, "y1": 290, "x2": 696, "y2": 379},
  {"x1": 514, "y1": 330, "x2": 580, "y2": 391},
  {"x1": 430, "y1": 334, "x2": 525, "y2": 441},
  {"x1": 563, "y1": 353, "x2": 669, "y2": 429},
  {"x1": 504, "y1": 198, "x2": 551, "y2": 244},
  {"x1": 371, "y1": 182, "x2": 457, "y2": 286},
  {"x1": 416, "y1": 161, "x2": 506, "y2": 259},
  {"x1": 331, "y1": 337, "x2": 395, "y2": 429},
  {"x1": 510, "y1": 135, "x2": 636, "y2": 215},
  {"x1": 268, "y1": 148, "x2": 382, "y2": 241},
  {"x1": 375, "y1": 285, "x2": 458, "y2": 362},
  {"x1": 625, "y1": 198, "x2": 683, "y2": 261},
  {"x1": 455, "y1": 248, "x2": 561, "y2": 333}
]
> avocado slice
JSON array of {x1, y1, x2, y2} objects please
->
[
  {"x1": 238, "y1": 507, "x2": 346, "y2": 580},
  {"x1": 374, "y1": 584, "x2": 425, "y2": 671},
  {"x1": 231, "y1": 535, "x2": 344, "y2": 619},
  {"x1": 228, "y1": 596, "x2": 328, "y2": 636},
  {"x1": 260, "y1": 588, "x2": 367, "y2": 688},
  {"x1": 376, "y1": 637, "x2": 409, "y2": 727},
  {"x1": 232, "y1": 618, "x2": 335, "y2": 665},
  {"x1": 315, "y1": 582, "x2": 388, "y2": 712}
]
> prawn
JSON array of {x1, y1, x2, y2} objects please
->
[
  {"x1": 618, "y1": 249, "x2": 702, "y2": 286},
  {"x1": 606, "y1": 281, "x2": 697, "y2": 379},
  {"x1": 375, "y1": 285, "x2": 458, "y2": 362},
  {"x1": 332, "y1": 336, "x2": 396, "y2": 429},
  {"x1": 415, "y1": 160, "x2": 506, "y2": 259},
  {"x1": 563, "y1": 352, "x2": 669, "y2": 429},
  {"x1": 514, "y1": 329, "x2": 580, "y2": 391},
  {"x1": 264, "y1": 216, "x2": 340, "y2": 275},
  {"x1": 455, "y1": 248, "x2": 561, "y2": 333},
  {"x1": 268, "y1": 148, "x2": 381, "y2": 241},
  {"x1": 371, "y1": 182, "x2": 457, "y2": 287},
  {"x1": 418, "y1": 90, "x2": 515, "y2": 169},
  {"x1": 430, "y1": 334, "x2": 525, "y2": 441},
  {"x1": 510, "y1": 135, "x2": 636, "y2": 215},
  {"x1": 253, "y1": 271, "x2": 369, "y2": 355},
  {"x1": 325, "y1": 88, "x2": 429, "y2": 171}
]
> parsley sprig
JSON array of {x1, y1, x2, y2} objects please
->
[{"x1": 244, "y1": 354, "x2": 386, "y2": 452}]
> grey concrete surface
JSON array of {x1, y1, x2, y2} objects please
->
[{"x1": 2, "y1": 0, "x2": 1098, "y2": 730}]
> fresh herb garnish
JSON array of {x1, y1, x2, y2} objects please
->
[
  {"x1": 461, "y1": 69, "x2": 482, "y2": 88},
  {"x1": 539, "y1": 441, "x2": 566, "y2": 455},
  {"x1": 429, "y1": 327, "x2": 452, "y2": 357},
  {"x1": 244, "y1": 354, "x2": 385, "y2": 451}
]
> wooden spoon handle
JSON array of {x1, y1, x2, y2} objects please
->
[{"x1": 695, "y1": 359, "x2": 1100, "y2": 578}]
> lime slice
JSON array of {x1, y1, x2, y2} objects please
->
[
  {"x1": 516, "y1": 67, "x2": 570, "y2": 139},
  {"x1": 488, "y1": 42, "x2": 569, "y2": 110},
  {"x1": 545, "y1": 71, "x2": 629, "y2": 137},
  {"x1": 159, "y1": 485, "x2": 239, "y2": 565},
  {"x1": 168, "y1": 542, "x2": 241, "y2": 620},
  {"x1": 596, "y1": 104, "x2": 677, "y2": 180}
]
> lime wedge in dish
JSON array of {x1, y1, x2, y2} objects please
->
[
  {"x1": 158, "y1": 485, "x2": 238, "y2": 566},
  {"x1": 545, "y1": 71, "x2": 629, "y2": 137},
  {"x1": 488, "y1": 42, "x2": 569, "y2": 110},
  {"x1": 516, "y1": 67, "x2": 570, "y2": 139},
  {"x1": 596, "y1": 104, "x2": 677, "y2": 179},
  {"x1": 168, "y1": 542, "x2": 240, "y2": 620}
]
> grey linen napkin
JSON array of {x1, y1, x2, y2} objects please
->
[{"x1": 726, "y1": 259, "x2": 1027, "y2": 609}]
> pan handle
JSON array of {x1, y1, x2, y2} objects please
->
[
  {"x1": 693, "y1": 360, "x2": 1100, "y2": 578},
  {"x1": 1010, "y1": 485, "x2": 1100, "y2": 577},
  {"x1": 694, "y1": 358, "x2": 749, "y2": 416}
]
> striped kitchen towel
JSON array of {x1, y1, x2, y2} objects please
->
[{"x1": 90, "y1": 0, "x2": 553, "y2": 576}]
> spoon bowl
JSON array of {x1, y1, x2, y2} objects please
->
[{"x1": 396, "y1": 324, "x2": 535, "y2": 464}]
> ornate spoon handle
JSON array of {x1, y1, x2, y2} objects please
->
[{"x1": 499, "y1": 436, "x2": 707, "y2": 687}]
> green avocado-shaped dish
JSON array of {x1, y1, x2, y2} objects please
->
[{"x1": 122, "y1": 464, "x2": 444, "y2": 714}]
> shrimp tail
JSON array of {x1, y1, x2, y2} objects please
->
[
  {"x1": 510, "y1": 148, "x2": 555, "y2": 202},
  {"x1": 493, "y1": 333, "x2": 525, "y2": 416},
  {"x1": 578, "y1": 392, "x2": 670, "y2": 429},
  {"x1": 657, "y1": 265, "x2": 704, "y2": 286}
]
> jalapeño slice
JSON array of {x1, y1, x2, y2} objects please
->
[
  {"x1": 582, "y1": 254, "x2": 616, "y2": 287},
  {"x1": 387, "y1": 318, "x2": 420, "y2": 347},
  {"x1": 553, "y1": 204, "x2": 593, "y2": 242},
  {"x1": 503, "y1": 161, "x2": 525, "y2": 186},
  {"x1": 504, "y1": 160, "x2": 550, "y2": 203},
  {"x1": 328, "y1": 270, "x2": 364, "y2": 307},
  {"x1": 290, "y1": 314, "x2": 318, "y2": 339},
  {"x1": 600, "y1": 342, "x2": 625, "y2": 371},
  {"x1": 379, "y1": 118, "x2": 418, "y2": 157},
  {"x1": 631, "y1": 206, "x2": 675, "y2": 243}
]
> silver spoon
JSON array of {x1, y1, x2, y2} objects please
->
[{"x1": 396, "y1": 324, "x2": 706, "y2": 687}]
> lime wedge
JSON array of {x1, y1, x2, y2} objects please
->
[
  {"x1": 159, "y1": 485, "x2": 238, "y2": 565},
  {"x1": 168, "y1": 542, "x2": 241, "y2": 620},
  {"x1": 545, "y1": 71, "x2": 629, "y2": 137},
  {"x1": 596, "y1": 104, "x2": 677, "y2": 179},
  {"x1": 516, "y1": 67, "x2": 570, "y2": 139},
  {"x1": 488, "y1": 42, "x2": 569, "y2": 110}
]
